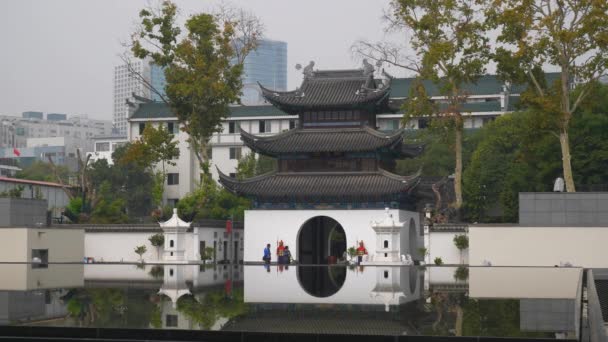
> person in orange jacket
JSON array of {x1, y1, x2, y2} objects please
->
[
  {"x1": 277, "y1": 240, "x2": 286, "y2": 264},
  {"x1": 356, "y1": 241, "x2": 368, "y2": 264}
]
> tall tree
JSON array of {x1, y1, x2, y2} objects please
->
[
  {"x1": 487, "y1": 0, "x2": 608, "y2": 192},
  {"x1": 130, "y1": 1, "x2": 262, "y2": 181},
  {"x1": 119, "y1": 122, "x2": 179, "y2": 207},
  {"x1": 383, "y1": 0, "x2": 490, "y2": 209}
]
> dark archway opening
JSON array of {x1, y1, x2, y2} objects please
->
[
  {"x1": 297, "y1": 266, "x2": 347, "y2": 298},
  {"x1": 298, "y1": 216, "x2": 346, "y2": 265}
]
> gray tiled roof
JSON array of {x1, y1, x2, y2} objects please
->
[
  {"x1": 218, "y1": 169, "x2": 420, "y2": 202},
  {"x1": 260, "y1": 69, "x2": 391, "y2": 113},
  {"x1": 240, "y1": 127, "x2": 405, "y2": 156}
]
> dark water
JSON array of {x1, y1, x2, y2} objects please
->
[{"x1": 0, "y1": 263, "x2": 582, "y2": 338}]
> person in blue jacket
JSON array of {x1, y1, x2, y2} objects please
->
[{"x1": 263, "y1": 243, "x2": 271, "y2": 264}]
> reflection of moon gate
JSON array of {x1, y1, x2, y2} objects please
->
[
  {"x1": 297, "y1": 216, "x2": 346, "y2": 265},
  {"x1": 297, "y1": 266, "x2": 347, "y2": 298}
]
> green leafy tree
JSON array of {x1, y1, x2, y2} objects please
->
[
  {"x1": 130, "y1": 1, "x2": 261, "y2": 179},
  {"x1": 120, "y1": 123, "x2": 179, "y2": 207},
  {"x1": 392, "y1": 0, "x2": 490, "y2": 209},
  {"x1": 236, "y1": 152, "x2": 276, "y2": 180},
  {"x1": 463, "y1": 111, "x2": 560, "y2": 222},
  {"x1": 177, "y1": 180, "x2": 251, "y2": 222},
  {"x1": 135, "y1": 245, "x2": 147, "y2": 262},
  {"x1": 0, "y1": 185, "x2": 24, "y2": 198},
  {"x1": 148, "y1": 233, "x2": 165, "y2": 259},
  {"x1": 89, "y1": 181, "x2": 129, "y2": 224},
  {"x1": 358, "y1": 0, "x2": 491, "y2": 210},
  {"x1": 487, "y1": 0, "x2": 608, "y2": 192},
  {"x1": 202, "y1": 246, "x2": 215, "y2": 262},
  {"x1": 16, "y1": 161, "x2": 70, "y2": 182}
]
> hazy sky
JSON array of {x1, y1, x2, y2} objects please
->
[{"x1": 0, "y1": 0, "x2": 410, "y2": 121}]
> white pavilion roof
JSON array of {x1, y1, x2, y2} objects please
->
[{"x1": 159, "y1": 208, "x2": 191, "y2": 228}]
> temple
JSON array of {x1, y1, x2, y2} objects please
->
[
  {"x1": 219, "y1": 68, "x2": 423, "y2": 210},
  {"x1": 219, "y1": 64, "x2": 424, "y2": 266}
]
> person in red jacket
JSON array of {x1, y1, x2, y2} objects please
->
[
  {"x1": 276, "y1": 240, "x2": 286, "y2": 264},
  {"x1": 356, "y1": 241, "x2": 368, "y2": 264}
]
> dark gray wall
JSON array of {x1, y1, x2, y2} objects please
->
[
  {"x1": 0, "y1": 198, "x2": 47, "y2": 227},
  {"x1": 519, "y1": 193, "x2": 608, "y2": 226}
]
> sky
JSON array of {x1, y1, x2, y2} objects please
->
[{"x1": 0, "y1": 0, "x2": 410, "y2": 121}]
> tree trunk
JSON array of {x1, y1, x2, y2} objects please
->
[
  {"x1": 559, "y1": 128, "x2": 576, "y2": 192},
  {"x1": 454, "y1": 305, "x2": 463, "y2": 336},
  {"x1": 454, "y1": 124, "x2": 463, "y2": 209}
]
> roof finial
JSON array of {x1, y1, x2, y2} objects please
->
[
  {"x1": 362, "y1": 59, "x2": 375, "y2": 77},
  {"x1": 302, "y1": 61, "x2": 315, "y2": 78}
]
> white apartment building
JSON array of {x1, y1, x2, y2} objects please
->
[
  {"x1": 87, "y1": 135, "x2": 128, "y2": 165},
  {"x1": 128, "y1": 74, "x2": 542, "y2": 204},
  {"x1": 114, "y1": 60, "x2": 151, "y2": 136}
]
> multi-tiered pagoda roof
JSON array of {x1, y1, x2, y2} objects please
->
[{"x1": 219, "y1": 65, "x2": 423, "y2": 208}]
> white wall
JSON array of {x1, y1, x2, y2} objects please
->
[
  {"x1": 428, "y1": 232, "x2": 468, "y2": 265},
  {"x1": 469, "y1": 226, "x2": 608, "y2": 267},
  {"x1": 244, "y1": 209, "x2": 420, "y2": 263},
  {"x1": 85, "y1": 232, "x2": 162, "y2": 262},
  {"x1": 84, "y1": 228, "x2": 244, "y2": 263},
  {"x1": 0, "y1": 228, "x2": 83, "y2": 263}
]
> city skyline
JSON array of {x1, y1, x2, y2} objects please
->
[{"x1": 0, "y1": 0, "x2": 401, "y2": 121}]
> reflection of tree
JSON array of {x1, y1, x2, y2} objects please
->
[
  {"x1": 63, "y1": 289, "x2": 157, "y2": 328},
  {"x1": 462, "y1": 299, "x2": 549, "y2": 338},
  {"x1": 176, "y1": 289, "x2": 248, "y2": 330},
  {"x1": 421, "y1": 293, "x2": 553, "y2": 338}
]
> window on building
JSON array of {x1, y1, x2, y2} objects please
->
[
  {"x1": 95, "y1": 142, "x2": 110, "y2": 152},
  {"x1": 139, "y1": 123, "x2": 146, "y2": 134},
  {"x1": 207, "y1": 146, "x2": 213, "y2": 160},
  {"x1": 166, "y1": 314, "x2": 178, "y2": 327},
  {"x1": 388, "y1": 119, "x2": 400, "y2": 130},
  {"x1": 418, "y1": 119, "x2": 429, "y2": 129},
  {"x1": 31, "y1": 249, "x2": 48, "y2": 269},
  {"x1": 229, "y1": 147, "x2": 242, "y2": 160},
  {"x1": 167, "y1": 173, "x2": 179, "y2": 185},
  {"x1": 167, "y1": 122, "x2": 178, "y2": 134},
  {"x1": 289, "y1": 120, "x2": 297, "y2": 130},
  {"x1": 259, "y1": 120, "x2": 270, "y2": 133},
  {"x1": 167, "y1": 198, "x2": 179, "y2": 207},
  {"x1": 228, "y1": 121, "x2": 240, "y2": 134}
]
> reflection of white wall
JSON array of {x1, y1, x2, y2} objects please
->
[
  {"x1": 469, "y1": 267, "x2": 582, "y2": 299},
  {"x1": 244, "y1": 210, "x2": 420, "y2": 262},
  {"x1": 427, "y1": 266, "x2": 462, "y2": 285},
  {"x1": 428, "y1": 232, "x2": 468, "y2": 265},
  {"x1": 0, "y1": 264, "x2": 84, "y2": 291},
  {"x1": 244, "y1": 265, "x2": 420, "y2": 307},
  {"x1": 469, "y1": 226, "x2": 608, "y2": 267}
]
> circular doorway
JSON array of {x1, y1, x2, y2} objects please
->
[{"x1": 297, "y1": 216, "x2": 346, "y2": 265}]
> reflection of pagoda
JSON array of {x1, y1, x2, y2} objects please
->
[
  {"x1": 219, "y1": 63, "x2": 424, "y2": 264},
  {"x1": 220, "y1": 67, "x2": 422, "y2": 207}
]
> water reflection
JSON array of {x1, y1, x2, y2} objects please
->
[
  {"x1": 297, "y1": 266, "x2": 346, "y2": 297},
  {"x1": 0, "y1": 263, "x2": 582, "y2": 338}
]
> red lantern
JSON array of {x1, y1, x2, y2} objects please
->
[{"x1": 226, "y1": 219, "x2": 232, "y2": 234}]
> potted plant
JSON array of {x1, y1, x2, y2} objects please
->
[
  {"x1": 347, "y1": 246, "x2": 357, "y2": 264},
  {"x1": 453, "y1": 235, "x2": 469, "y2": 264}
]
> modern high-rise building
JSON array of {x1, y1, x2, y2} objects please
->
[
  {"x1": 240, "y1": 39, "x2": 288, "y2": 105},
  {"x1": 113, "y1": 60, "x2": 151, "y2": 135},
  {"x1": 150, "y1": 63, "x2": 167, "y2": 102}
]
